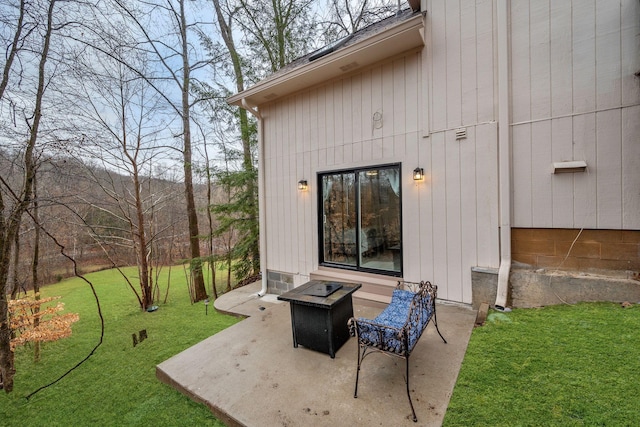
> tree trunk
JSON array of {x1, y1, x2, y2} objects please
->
[
  {"x1": 180, "y1": 0, "x2": 206, "y2": 302},
  {"x1": 202, "y1": 131, "x2": 218, "y2": 300},
  {"x1": 0, "y1": 0, "x2": 26, "y2": 390},
  {"x1": 0, "y1": 0, "x2": 25, "y2": 101},
  {"x1": 213, "y1": 0, "x2": 260, "y2": 277},
  {"x1": 0, "y1": 0, "x2": 55, "y2": 393},
  {"x1": 10, "y1": 226, "x2": 20, "y2": 299},
  {"x1": 0, "y1": 257, "x2": 15, "y2": 392},
  {"x1": 239, "y1": 107, "x2": 260, "y2": 275},
  {"x1": 32, "y1": 170, "x2": 41, "y2": 362},
  {"x1": 132, "y1": 166, "x2": 152, "y2": 310}
]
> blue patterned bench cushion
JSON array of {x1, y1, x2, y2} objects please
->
[
  {"x1": 372, "y1": 289, "x2": 414, "y2": 327},
  {"x1": 354, "y1": 287, "x2": 433, "y2": 355}
]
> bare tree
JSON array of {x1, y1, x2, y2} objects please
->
[
  {"x1": 0, "y1": 0, "x2": 24, "y2": 100},
  {"x1": 207, "y1": 0, "x2": 260, "y2": 282},
  {"x1": 77, "y1": 0, "x2": 211, "y2": 302},
  {"x1": 322, "y1": 0, "x2": 397, "y2": 36},
  {"x1": 193, "y1": 121, "x2": 220, "y2": 299},
  {"x1": 233, "y1": 0, "x2": 316, "y2": 75},
  {"x1": 31, "y1": 165, "x2": 42, "y2": 362},
  {"x1": 65, "y1": 46, "x2": 175, "y2": 310},
  {"x1": 0, "y1": 0, "x2": 56, "y2": 394},
  {"x1": 211, "y1": 138, "x2": 239, "y2": 292}
]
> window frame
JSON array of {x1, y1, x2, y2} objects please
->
[{"x1": 317, "y1": 163, "x2": 403, "y2": 277}]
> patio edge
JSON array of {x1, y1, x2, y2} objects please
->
[{"x1": 156, "y1": 364, "x2": 245, "y2": 427}]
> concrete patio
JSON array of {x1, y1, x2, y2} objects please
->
[{"x1": 156, "y1": 282, "x2": 477, "y2": 426}]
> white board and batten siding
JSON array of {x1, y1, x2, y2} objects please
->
[
  {"x1": 260, "y1": 0, "x2": 502, "y2": 305},
  {"x1": 509, "y1": 0, "x2": 640, "y2": 230},
  {"x1": 422, "y1": 0, "x2": 501, "y2": 303}
]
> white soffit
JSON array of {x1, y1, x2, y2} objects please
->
[{"x1": 228, "y1": 14, "x2": 424, "y2": 108}]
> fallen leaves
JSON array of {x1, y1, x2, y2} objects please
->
[{"x1": 8, "y1": 294, "x2": 80, "y2": 351}]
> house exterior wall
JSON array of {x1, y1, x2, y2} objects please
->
[
  {"x1": 261, "y1": 51, "x2": 428, "y2": 289},
  {"x1": 420, "y1": 0, "x2": 501, "y2": 302},
  {"x1": 508, "y1": 0, "x2": 640, "y2": 230},
  {"x1": 255, "y1": 0, "x2": 639, "y2": 305},
  {"x1": 425, "y1": 0, "x2": 498, "y2": 133},
  {"x1": 260, "y1": 0, "x2": 502, "y2": 304}
]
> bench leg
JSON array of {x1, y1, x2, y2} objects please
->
[
  {"x1": 405, "y1": 354, "x2": 418, "y2": 422},
  {"x1": 354, "y1": 344, "x2": 364, "y2": 398},
  {"x1": 432, "y1": 305, "x2": 447, "y2": 344}
]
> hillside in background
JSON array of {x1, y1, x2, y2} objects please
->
[{"x1": 0, "y1": 148, "x2": 213, "y2": 291}]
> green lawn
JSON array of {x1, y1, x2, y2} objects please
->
[
  {"x1": 1, "y1": 266, "x2": 240, "y2": 426},
  {"x1": 444, "y1": 302, "x2": 640, "y2": 426},
  {"x1": 4, "y1": 270, "x2": 638, "y2": 427}
]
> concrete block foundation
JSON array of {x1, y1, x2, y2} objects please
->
[{"x1": 472, "y1": 265, "x2": 640, "y2": 309}]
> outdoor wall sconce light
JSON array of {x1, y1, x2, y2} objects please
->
[
  {"x1": 413, "y1": 167, "x2": 424, "y2": 181},
  {"x1": 298, "y1": 180, "x2": 308, "y2": 191},
  {"x1": 553, "y1": 160, "x2": 587, "y2": 174}
]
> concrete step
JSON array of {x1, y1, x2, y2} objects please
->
[
  {"x1": 353, "y1": 291, "x2": 391, "y2": 309},
  {"x1": 310, "y1": 267, "x2": 398, "y2": 308}
]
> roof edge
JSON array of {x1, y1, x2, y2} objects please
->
[{"x1": 228, "y1": 12, "x2": 424, "y2": 108}]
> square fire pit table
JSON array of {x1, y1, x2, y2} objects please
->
[{"x1": 277, "y1": 280, "x2": 362, "y2": 358}]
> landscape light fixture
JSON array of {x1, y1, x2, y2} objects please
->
[
  {"x1": 413, "y1": 167, "x2": 424, "y2": 181},
  {"x1": 298, "y1": 180, "x2": 308, "y2": 191}
]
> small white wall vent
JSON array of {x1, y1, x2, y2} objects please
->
[
  {"x1": 455, "y1": 128, "x2": 467, "y2": 140},
  {"x1": 339, "y1": 62, "x2": 359, "y2": 72},
  {"x1": 553, "y1": 160, "x2": 587, "y2": 174}
]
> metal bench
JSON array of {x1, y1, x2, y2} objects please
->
[{"x1": 347, "y1": 280, "x2": 446, "y2": 422}]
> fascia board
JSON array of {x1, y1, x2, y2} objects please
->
[{"x1": 228, "y1": 14, "x2": 424, "y2": 108}]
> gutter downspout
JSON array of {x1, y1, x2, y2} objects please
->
[
  {"x1": 242, "y1": 98, "x2": 268, "y2": 297},
  {"x1": 495, "y1": 0, "x2": 511, "y2": 311}
]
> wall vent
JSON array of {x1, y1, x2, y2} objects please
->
[
  {"x1": 455, "y1": 128, "x2": 467, "y2": 140},
  {"x1": 553, "y1": 160, "x2": 587, "y2": 174},
  {"x1": 340, "y1": 62, "x2": 359, "y2": 72}
]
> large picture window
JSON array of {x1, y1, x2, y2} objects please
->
[{"x1": 319, "y1": 164, "x2": 402, "y2": 276}]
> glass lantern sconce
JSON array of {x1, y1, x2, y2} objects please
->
[
  {"x1": 298, "y1": 180, "x2": 308, "y2": 191},
  {"x1": 413, "y1": 167, "x2": 424, "y2": 181}
]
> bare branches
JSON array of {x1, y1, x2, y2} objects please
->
[
  {"x1": 233, "y1": 0, "x2": 316, "y2": 75},
  {"x1": 0, "y1": 0, "x2": 26, "y2": 102},
  {"x1": 314, "y1": 0, "x2": 398, "y2": 43},
  {"x1": 0, "y1": 0, "x2": 58, "y2": 394}
]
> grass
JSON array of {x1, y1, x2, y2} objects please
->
[
  {"x1": 4, "y1": 270, "x2": 638, "y2": 427},
  {"x1": 443, "y1": 302, "x2": 640, "y2": 426},
  {"x1": 1, "y1": 266, "x2": 240, "y2": 426}
]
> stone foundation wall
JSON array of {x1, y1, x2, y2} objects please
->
[
  {"x1": 509, "y1": 268, "x2": 640, "y2": 308},
  {"x1": 471, "y1": 266, "x2": 640, "y2": 309}
]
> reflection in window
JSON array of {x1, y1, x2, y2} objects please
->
[
  {"x1": 320, "y1": 165, "x2": 401, "y2": 275},
  {"x1": 322, "y1": 172, "x2": 357, "y2": 266}
]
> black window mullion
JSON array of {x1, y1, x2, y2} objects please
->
[{"x1": 355, "y1": 171, "x2": 361, "y2": 270}]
